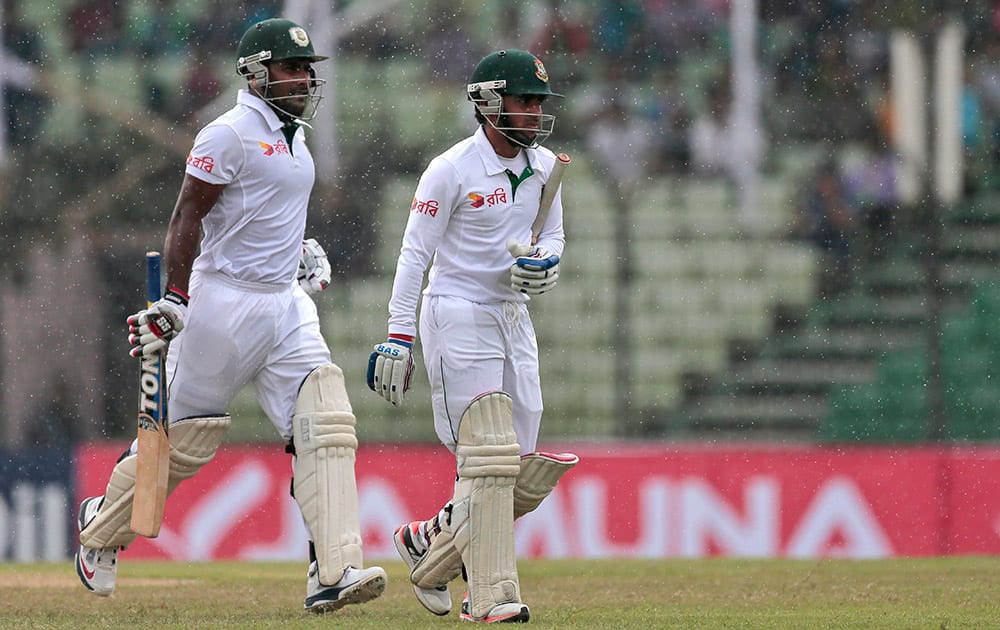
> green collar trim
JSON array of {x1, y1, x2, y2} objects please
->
[
  {"x1": 504, "y1": 164, "x2": 535, "y2": 201},
  {"x1": 281, "y1": 122, "x2": 299, "y2": 154}
]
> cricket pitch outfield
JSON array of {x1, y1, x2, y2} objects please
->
[{"x1": 0, "y1": 557, "x2": 996, "y2": 628}]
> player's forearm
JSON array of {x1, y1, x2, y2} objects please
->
[
  {"x1": 163, "y1": 211, "x2": 201, "y2": 293},
  {"x1": 386, "y1": 258, "x2": 426, "y2": 338}
]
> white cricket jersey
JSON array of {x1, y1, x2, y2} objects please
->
[
  {"x1": 387, "y1": 127, "x2": 565, "y2": 338},
  {"x1": 183, "y1": 89, "x2": 314, "y2": 285}
]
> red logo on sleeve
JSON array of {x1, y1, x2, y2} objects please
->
[
  {"x1": 186, "y1": 154, "x2": 215, "y2": 173},
  {"x1": 411, "y1": 197, "x2": 440, "y2": 217}
]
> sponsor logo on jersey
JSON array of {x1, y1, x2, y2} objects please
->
[
  {"x1": 468, "y1": 188, "x2": 507, "y2": 208},
  {"x1": 259, "y1": 139, "x2": 290, "y2": 156},
  {"x1": 411, "y1": 197, "x2": 439, "y2": 217},
  {"x1": 186, "y1": 153, "x2": 215, "y2": 174}
]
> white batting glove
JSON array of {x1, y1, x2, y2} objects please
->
[
  {"x1": 297, "y1": 238, "x2": 331, "y2": 294},
  {"x1": 127, "y1": 287, "x2": 189, "y2": 358},
  {"x1": 367, "y1": 335, "x2": 414, "y2": 405},
  {"x1": 507, "y1": 240, "x2": 560, "y2": 295}
]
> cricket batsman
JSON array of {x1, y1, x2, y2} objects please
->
[
  {"x1": 74, "y1": 18, "x2": 386, "y2": 614},
  {"x1": 368, "y1": 49, "x2": 579, "y2": 623}
]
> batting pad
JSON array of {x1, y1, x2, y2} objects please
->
[
  {"x1": 292, "y1": 364, "x2": 363, "y2": 585},
  {"x1": 411, "y1": 450, "x2": 579, "y2": 590},
  {"x1": 166, "y1": 415, "x2": 230, "y2": 491},
  {"x1": 410, "y1": 523, "x2": 462, "y2": 590},
  {"x1": 79, "y1": 453, "x2": 140, "y2": 550},
  {"x1": 449, "y1": 391, "x2": 522, "y2": 620},
  {"x1": 79, "y1": 414, "x2": 230, "y2": 550},
  {"x1": 513, "y1": 451, "x2": 579, "y2": 518}
]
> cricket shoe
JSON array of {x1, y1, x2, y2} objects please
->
[
  {"x1": 74, "y1": 496, "x2": 118, "y2": 597},
  {"x1": 304, "y1": 562, "x2": 387, "y2": 613},
  {"x1": 460, "y1": 592, "x2": 530, "y2": 624},
  {"x1": 394, "y1": 521, "x2": 452, "y2": 615}
]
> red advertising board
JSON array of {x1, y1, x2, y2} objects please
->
[{"x1": 74, "y1": 443, "x2": 1000, "y2": 561}]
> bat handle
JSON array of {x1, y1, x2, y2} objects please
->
[{"x1": 146, "y1": 251, "x2": 162, "y2": 304}]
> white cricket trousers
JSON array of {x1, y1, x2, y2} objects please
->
[
  {"x1": 419, "y1": 294, "x2": 543, "y2": 455},
  {"x1": 166, "y1": 271, "x2": 332, "y2": 441}
]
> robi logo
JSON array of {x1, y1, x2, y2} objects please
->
[
  {"x1": 259, "y1": 139, "x2": 289, "y2": 156},
  {"x1": 186, "y1": 154, "x2": 214, "y2": 174},
  {"x1": 411, "y1": 197, "x2": 440, "y2": 217}
]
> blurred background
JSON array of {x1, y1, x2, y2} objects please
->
[{"x1": 2, "y1": 0, "x2": 999, "y2": 451}]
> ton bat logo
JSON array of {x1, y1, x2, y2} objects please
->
[{"x1": 137, "y1": 354, "x2": 162, "y2": 430}]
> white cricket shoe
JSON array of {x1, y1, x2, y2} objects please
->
[
  {"x1": 74, "y1": 496, "x2": 118, "y2": 597},
  {"x1": 460, "y1": 591, "x2": 531, "y2": 624},
  {"x1": 394, "y1": 521, "x2": 452, "y2": 615},
  {"x1": 304, "y1": 562, "x2": 386, "y2": 613}
]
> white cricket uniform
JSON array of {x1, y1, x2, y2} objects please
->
[
  {"x1": 166, "y1": 89, "x2": 331, "y2": 441},
  {"x1": 387, "y1": 127, "x2": 565, "y2": 454}
]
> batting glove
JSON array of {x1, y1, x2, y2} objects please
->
[
  {"x1": 367, "y1": 335, "x2": 414, "y2": 405},
  {"x1": 507, "y1": 241, "x2": 560, "y2": 295},
  {"x1": 128, "y1": 286, "x2": 189, "y2": 358},
  {"x1": 297, "y1": 238, "x2": 332, "y2": 294}
]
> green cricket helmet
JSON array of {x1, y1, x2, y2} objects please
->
[
  {"x1": 236, "y1": 18, "x2": 327, "y2": 121},
  {"x1": 467, "y1": 49, "x2": 562, "y2": 148}
]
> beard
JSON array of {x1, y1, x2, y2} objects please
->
[{"x1": 496, "y1": 115, "x2": 538, "y2": 148}]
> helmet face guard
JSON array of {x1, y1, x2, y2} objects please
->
[
  {"x1": 236, "y1": 19, "x2": 327, "y2": 121},
  {"x1": 467, "y1": 50, "x2": 562, "y2": 149},
  {"x1": 467, "y1": 79, "x2": 556, "y2": 148}
]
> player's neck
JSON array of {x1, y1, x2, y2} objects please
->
[{"x1": 484, "y1": 125, "x2": 520, "y2": 158}]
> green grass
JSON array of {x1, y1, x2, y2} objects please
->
[{"x1": 1, "y1": 558, "x2": 998, "y2": 628}]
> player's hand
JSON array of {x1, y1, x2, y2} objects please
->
[
  {"x1": 507, "y1": 240, "x2": 560, "y2": 295},
  {"x1": 127, "y1": 287, "x2": 189, "y2": 357},
  {"x1": 298, "y1": 238, "x2": 331, "y2": 294},
  {"x1": 367, "y1": 335, "x2": 414, "y2": 405}
]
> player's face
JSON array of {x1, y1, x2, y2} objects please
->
[
  {"x1": 500, "y1": 94, "x2": 546, "y2": 139},
  {"x1": 267, "y1": 59, "x2": 314, "y2": 117}
]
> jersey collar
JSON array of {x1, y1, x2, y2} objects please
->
[
  {"x1": 238, "y1": 89, "x2": 286, "y2": 133},
  {"x1": 474, "y1": 126, "x2": 539, "y2": 176}
]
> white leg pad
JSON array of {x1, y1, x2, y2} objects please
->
[
  {"x1": 79, "y1": 414, "x2": 230, "y2": 550},
  {"x1": 411, "y1": 450, "x2": 579, "y2": 590},
  {"x1": 513, "y1": 451, "x2": 579, "y2": 518},
  {"x1": 447, "y1": 391, "x2": 522, "y2": 620},
  {"x1": 78, "y1": 452, "x2": 139, "y2": 550},
  {"x1": 410, "y1": 523, "x2": 461, "y2": 589},
  {"x1": 292, "y1": 364, "x2": 363, "y2": 586},
  {"x1": 166, "y1": 415, "x2": 231, "y2": 491}
]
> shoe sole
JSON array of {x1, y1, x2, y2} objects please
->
[
  {"x1": 394, "y1": 526, "x2": 451, "y2": 616},
  {"x1": 306, "y1": 572, "x2": 387, "y2": 614},
  {"x1": 460, "y1": 605, "x2": 530, "y2": 623}
]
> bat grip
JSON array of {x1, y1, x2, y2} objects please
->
[{"x1": 146, "y1": 251, "x2": 162, "y2": 305}]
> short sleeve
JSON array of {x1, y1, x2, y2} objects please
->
[{"x1": 184, "y1": 123, "x2": 243, "y2": 185}]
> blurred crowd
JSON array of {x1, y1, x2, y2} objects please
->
[
  {"x1": 4, "y1": 2, "x2": 1000, "y2": 198},
  {"x1": 2, "y1": 0, "x2": 1000, "y2": 443}
]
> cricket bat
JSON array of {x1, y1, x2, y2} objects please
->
[
  {"x1": 531, "y1": 152, "x2": 571, "y2": 244},
  {"x1": 507, "y1": 151, "x2": 571, "y2": 256},
  {"x1": 130, "y1": 251, "x2": 170, "y2": 537}
]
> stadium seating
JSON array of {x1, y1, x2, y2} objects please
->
[{"x1": 814, "y1": 192, "x2": 1000, "y2": 443}]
